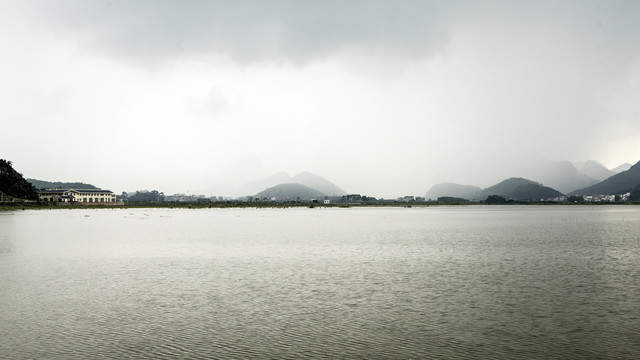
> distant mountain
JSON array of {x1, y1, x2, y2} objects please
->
[
  {"x1": 503, "y1": 183, "x2": 564, "y2": 201},
  {"x1": 578, "y1": 160, "x2": 615, "y2": 181},
  {"x1": 425, "y1": 183, "x2": 482, "y2": 200},
  {"x1": 481, "y1": 177, "x2": 564, "y2": 201},
  {"x1": 28, "y1": 179, "x2": 99, "y2": 190},
  {"x1": 254, "y1": 183, "x2": 325, "y2": 201},
  {"x1": 236, "y1": 172, "x2": 291, "y2": 196},
  {"x1": 569, "y1": 160, "x2": 640, "y2": 196},
  {"x1": 483, "y1": 177, "x2": 540, "y2": 197},
  {"x1": 291, "y1": 172, "x2": 347, "y2": 196},
  {"x1": 238, "y1": 172, "x2": 346, "y2": 197},
  {"x1": 1, "y1": 159, "x2": 39, "y2": 200},
  {"x1": 612, "y1": 163, "x2": 632, "y2": 173},
  {"x1": 526, "y1": 160, "x2": 597, "y2": 194}
]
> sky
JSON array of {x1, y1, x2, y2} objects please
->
[{"x1": 2, "y1": 0, "x2": 640, "y2": 198}]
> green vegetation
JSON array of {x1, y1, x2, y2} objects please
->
[
  {"x1": 484, "y1": 195, "x2": 507, "y2": 204},
  {"x1": 630, "y1": 185, "x2": 640, "y2": 202},
  {"x1": 436, "y1": 196, "x2": 470, "y2": 204},
  {"x1": 123, "y1": 190, "x2": 165, "y2": 203},
  {"x1": 504, "y1": 183, "x2": 563, "y2": 201},
  {"x1": 0, "y1": 159, "x2": 39, "y2": 201},
  {"x1": 27, "y1": 179, "x2": 98, "y2": 190}
]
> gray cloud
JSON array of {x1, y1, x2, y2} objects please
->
[
  {"x1": 28, "y1": 0, "x2": 455, "y2": 65},
  {"x1": 4, "y1": 0, "x2": 640, "y2": 197}
]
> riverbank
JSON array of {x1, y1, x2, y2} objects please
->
[{"x1": 3, "y1": 200, "x2": 640, "y2": 211}]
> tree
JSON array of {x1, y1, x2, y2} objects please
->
[
  {"x1": 126, "y1": 190, "x2": 165, "y2": 202},
  {"x1": 0, "y1": 159, "x2": 39, "y2": 201},
  {"x1": 485, "y1": 195, "x2": 507, "y2": 204},
  {"x1": 567, "y1": 195, "x2": 584, "y2": 203}
]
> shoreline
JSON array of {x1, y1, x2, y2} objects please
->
[{"x1": 3, "y1": 201, "x2": 640, "y2": 211}]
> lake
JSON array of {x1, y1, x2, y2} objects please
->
[{"x1": 1, "y1": 206, "x2": 639, "y2": 359}]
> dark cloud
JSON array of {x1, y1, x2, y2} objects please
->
[
  {"x1": 29, "y1": 0, "x2": 455, "y2": 65},
  {"x1": 6, "y1": 0, "x2": 640, "y2": 195}
]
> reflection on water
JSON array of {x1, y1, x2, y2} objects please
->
[
  {"x1": 1, "y1": 206, "x2": 639, "y2": 359},
  {"x1": 0, "y1": 213, "x2": 13, "y2": 255}
]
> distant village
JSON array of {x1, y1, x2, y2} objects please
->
[{"x1": 33, "y1": 188, "x2": 636, "y2": 206}]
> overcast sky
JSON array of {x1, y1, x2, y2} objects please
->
[{"x1": 2, "y1": 0, "x2": 640, "y2": 198}]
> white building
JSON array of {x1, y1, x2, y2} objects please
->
[{"x1": 39, "y1": 189, "x2": 117, "y2": 203}]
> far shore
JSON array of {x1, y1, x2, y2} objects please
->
[{"x1": 3, "y1": 201, "x2": 640, "y2": 211}]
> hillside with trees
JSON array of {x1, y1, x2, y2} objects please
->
[
  {"x1": 123, "y1": 190, "x2": 165, "y2": 203},
  {"x1": 255, "y1": 183, "x2": 325, "y2": 201},
  {"x1": 0, "y1": 159, "x2": 39, "y2": 201},
  {"x1": 481, "y1": 178, "x2": 539, "y2": 198},
  {"x1": 480, "y1": 178, "x2": 564, "y2": 201},
  {"x1": 501, "y1": 183, "x2": 564, "y2": 201},
  {"x1": 28, "y1": 179, "x2": 98, "y2": 190}
]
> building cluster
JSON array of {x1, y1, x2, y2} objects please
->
[
  {"x1": 36, "y1": 187, "x2": 636, "y2": 205},
  {"x1": 398, "y1": 196, "x2": 426, "y2": 202},
  {"x1": 163, "y1": 193, "x2": 219, "y2": 202},
  {"x1": 545, "y1": 196, "x2": 567, "y2": 202},
  {"x1": 39, "y1": 189, "x2": 117, "y2": 204},
  {"x1": 582, "y1": 193, "x2": 630, "y2": 202}
]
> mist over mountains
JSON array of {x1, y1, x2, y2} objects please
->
[
  {"x1": 427, "y1": 159, "x2": 638, "y2": 201},
  {"x1": 246, "y1": 159, "x2": 635, "y2": 202},
  {"x1": 254, "y1": 183, "x2": 326, "y2": 201},
  {"x1": 513, "y1": 159, "x2": 611, "y2": 194},
  {"x1": 11, "y1": 155, "x2": 640, "y2": 203},
  {"x1": 426, "y1": 178, "x2": 564, "y2": 202},
  {"x1": 239, "y1": 172, "x2": 347, "y2": 198},
  {"x1": 577, "y1": 160, "x2": 616, "y2": 181},
  {"x1": 569, "y1": 161, "x2": 640, "y2": 196}
]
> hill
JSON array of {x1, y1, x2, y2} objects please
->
[
  {"x1": 481, "y1": 177, "x2": 564, "y2": 201},
  {"x1": 291, "y1": 172, "x2": 347, "y2": 196},
  {"x1": 236, "y1": 172, "x2": 291, "y2": 196},
  {"x1": 238, "y1": 172, "x2": 345, "y2": 197},
  {"x1": 569, "y1": 160, "x2": 640, "y2": 196},
  {"x1": 578, "y1": 160, "x2": 615, "y2": 181},
  {"x1": 425, "y1": 183, "x2": 482, "y2": 200},
  {"x1": 0, "y1": 159, "x2": 39, "y2": 200},
  {"x1": 612, "y1": 163, "x2": 632, "y2": 173},
  {"x1": 254, "y1": 183, "x2": 325, "y2": 201},
  {"x1": 28, "y1": 179, "x2": 99, "y2": 190},
  {"x1": 503, "y1": 183, "x2": 564, "y2": 201},
  {"x1": 482, "y1": 177, "x2": 539, "y2": 197},
  {"x1": 527, "y1": 160, "x2": 597, "y2": 194}
]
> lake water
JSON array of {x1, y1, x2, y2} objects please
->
[{"x1": 1, "y1": 206, "x2": 639, "y2": 359}]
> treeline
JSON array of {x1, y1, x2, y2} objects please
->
[
  {"x1": 0, "y1": 159, "x2": 38, "y2": 201},
  {"x1": 121, "y1": 190, "x2": 165, "y2": 202},
  {"x1": 28, "y1": 179, "x2": 98, "y2": 190}
]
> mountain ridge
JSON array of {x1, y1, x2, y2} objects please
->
[
  {"x1": 254, "y1": 183, "x2": 326, "y2": 201},
  {"x1": 238, "y1": 171, "x2": 346, "y2": 197},
  {"x1": 569, "y1": 160, "x2": 640, "y2": 196},
  {"x1": 28, "y1": 178, "x2": 99, "y2": 190}
]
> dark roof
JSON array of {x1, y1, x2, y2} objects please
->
[
  {"x1": 40, "y1": 189, "x2": 67, "y2": 194},
  {"x1": 40, "y1": 188, "x2": 114, "y2": 194}
]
